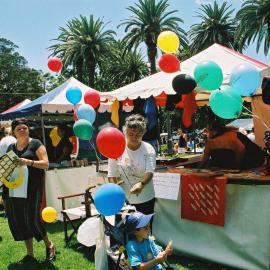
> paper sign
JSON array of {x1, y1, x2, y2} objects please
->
[{"x1": 153, "y1": 172, "x2": 180, "y2": 200}]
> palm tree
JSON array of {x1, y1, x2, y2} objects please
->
[
  {"x1": 49, "y1": 15, "x2": 115, "y2": 87},
  {"x1": 119, "y1": 0, "x2": 187, "y2": 74},
  {"x1": 96, "y1": 41, "x2": 149, "y2": 91},
  {"x1": 189, "y1": 1, "x2": 239, "y2": 54},
  {"x1": 236, "y1": 0, "x2": 270, "y2": 55}
]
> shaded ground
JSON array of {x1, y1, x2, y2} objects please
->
[{"x1": 0, "y1": 212, "x2": 238, "y2": 270}]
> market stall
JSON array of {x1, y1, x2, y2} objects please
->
[
  {"x1": 1, "y1": 43, "x2": 270, "y2": 270},
  {"x1": 152, "y1": 169, "x2": 270, "y2": 270}
]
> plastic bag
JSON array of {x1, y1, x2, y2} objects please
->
[
  {"x1": 77, "y1": 217, "x2": 100, "y2": 247},
  {"x1": 95, "y1": 219, "x2": 108, "y2": 270}
]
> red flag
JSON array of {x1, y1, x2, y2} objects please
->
[
  {"x1": 182, "y1": 91, "x2": 197, "y2": 128},
  {"x1": 181, "y1": 174, "x2": 227, "y2": 226}
]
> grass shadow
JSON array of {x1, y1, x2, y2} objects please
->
[
  {"x1": 65, "y1": 241, "x2": 95, "y2": 262},
  {"x1": 7, "y1": 260, "x2": 59, "y2": 270}
]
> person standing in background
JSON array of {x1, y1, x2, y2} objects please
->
[
  {"x1": 52, "y1": 124, "x2": 73, "y2": 163},
  {"x1": 177, "y1": 129, "x2": 187, "y2": 153},
  {"x1": 0, "y1": 127, "x2": 17, "y2": 156}
]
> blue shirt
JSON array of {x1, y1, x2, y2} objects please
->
[{"x1": 126, "y1": 238, "x2": 163, "y2": 270}]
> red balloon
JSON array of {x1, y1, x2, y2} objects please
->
[
  {"x1": 73, "y1": 111, "x2": 78, "y2": 121},
  {"x1": 96, "y1": 127, "x2": 126, "y2": 159},
  {"x1": 84, "y1": 90, "x2": 100, "y2": 109},
  {"x1": 158, "y1": 54, "x2": 180, "y2": 73},
  {"x1": 48, "y1": 57, "x2": 62, "y2": 72}
]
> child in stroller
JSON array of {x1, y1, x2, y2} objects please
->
[{"x1": 101, "y1": 211, "x2": 177, "y2": 270}]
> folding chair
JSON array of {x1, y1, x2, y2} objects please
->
[{"x1": 58, "y1": 185, "x2": 99, "y2": 245}]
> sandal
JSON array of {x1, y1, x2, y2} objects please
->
[{"x1": 46, "y1": 245, "x2": 56, "y2": 261}]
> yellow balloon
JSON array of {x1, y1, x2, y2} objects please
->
[
  {"x1": 2, "y1": 166, "x2": 23, "y2": 189},
  {"x1": 157, "y1": 31, "x2": 180, "y2": 53},
  {"x1": 42, "y1": 207, "x2": 57, "y2": 223}
]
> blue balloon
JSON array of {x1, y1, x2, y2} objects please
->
[
  {"x1": 230, "y1": 64, "x2": 260, "y2": 96},
  {"x1": 66, "y1": 87, "x2": 82, "y2": 105},
  {"x1": 209, "y1": 86, "x2": 242, "y2": 119},
  {"x1": 77, "y1": 104, "x2": 96, "y2": 124},
  {"x1": 94, "y1": 183, "x2": 125, "y2": 216}
]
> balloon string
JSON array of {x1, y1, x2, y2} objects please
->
[
  {"x1": 223, "y1": 91, "x2": 270, "y2": 130},
  {"x1": 88, "y1": 141, "x2": 134, "y2": 198},
  {"x1": 88, "y1": 141, "x2": 108, "y2": 182},
  {"x1": 57, "y1": 73, "x2": 67, "y2": 81}
]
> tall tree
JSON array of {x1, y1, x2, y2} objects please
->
[
  {"x1": 189, "y1": 1, "x2": 239, "y2": 54},
  {"x1": 0, "y1": 38, "x2": 44, "y2": 112},
  {"x1": 119, "y1": 0, "x2": 187, "y2": 74},
  {"x1": 49, "y1": 15, "x2": 116, "y2": 87},
  {"x1": 96, "y1": 41, "x2": 149, "y2": 91},
  {"x1": 236, "y1": 0, "x2": 270, "y2": 55}
]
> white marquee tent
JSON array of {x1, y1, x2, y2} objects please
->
[{"x1": 102, "y1": 43, "x2": 270, "y2": 105}]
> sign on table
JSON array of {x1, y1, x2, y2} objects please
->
[{"x1": 153, "y1": 173, "x2": 180, "y2": 200}]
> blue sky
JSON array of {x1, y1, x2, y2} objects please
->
[{"x1": 0, "y1": 0, "x2": 268, "y2": 72}]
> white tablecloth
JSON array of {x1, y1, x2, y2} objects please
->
[
  {"x1": 153, "y1": 178, "x2": 270, "y2": 270},
  {"x1": 45, "y1": 166, "x2": 100, "y2": 219}
]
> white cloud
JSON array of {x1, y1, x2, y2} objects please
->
[{"x1": 195, "y1": 0, "x2": 214, "y2": 5}]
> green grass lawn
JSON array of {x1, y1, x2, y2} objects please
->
[{"x1": 0, "y1": 212, "x2": 238, "y2": 270}]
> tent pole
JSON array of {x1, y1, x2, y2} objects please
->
[
  {"x1": 41, "y1": 114, "x2": 46, "y2": 148},
  {"x1": 166, "y1": 112, "x2": 173, "y2": 155}
]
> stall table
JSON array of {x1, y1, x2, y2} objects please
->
[
  {"x1": 153, "y1": 168, "x2": 270, "y2": 270},
  {"x1": 45, "y1": 165, "x2": 106, "y2": 219}
]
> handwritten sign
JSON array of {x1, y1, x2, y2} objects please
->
[{"x1": 153, "y1": 172, "x2": 180, "y2": 200}]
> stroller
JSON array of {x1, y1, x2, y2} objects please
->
[
  {"x1": 84, "y1": 182, "x2": 178, "y2": 269},
  {"x1": 97, "y1": 204, "x2": 179, "y2": 270}
]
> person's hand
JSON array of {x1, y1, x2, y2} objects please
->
[
  {"x1": 130, "y1": 182, "x2": 143, "y2": 195},
  {"x1": 164, "y1": 240, "x2": 173, "y2": 255},
  {"x1": 18, "y1": 158, "x2": 30, "y2": 166},
  {"x1": 155, "y1": 251, "x2": 167, "y2": 264}
]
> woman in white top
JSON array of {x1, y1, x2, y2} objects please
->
[{"x1": 108, "y1": 114, "x2": 156, "y2": 215}]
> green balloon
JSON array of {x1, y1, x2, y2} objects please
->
[
  {"x1": 209, "y1": 86, "x2": 242, "y2": 119},
  {"x1": 194, "y1": 61, "x2": 223, "y2": 90},
  {"x1": 73, "y1": 119, "x2": 94, "y2": 140}
]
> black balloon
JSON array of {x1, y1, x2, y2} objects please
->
[
  {"x1": 172, "y1": 74, "x2": 197, "y2": 94},
  {"x1": 262, "y1": 77, "x2": 270, "y2": 105}
]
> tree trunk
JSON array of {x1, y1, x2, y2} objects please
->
[
  {"x1": 87, "y1": 56, "x2": 96, "y2": 88},
  {"x1": 146, "y1": 34, "x2": 157, "y2": 74},
  {"x1": 147, "y1": 45, "x2": 157, "y2": 74},
  {"x1": 76, "y1": 58, "x2": 84, "y2": 83}
]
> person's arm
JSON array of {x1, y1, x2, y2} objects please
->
[
  {"x1": 200, "y1": 141, "x2": 211, "y2": 168},
  {"x1": 136, "y1": 252, "x2": 167, "y2": 270},
  {"x1": 130, "y1": 172, "x2": 153, "y2": 194},
  {"x1": 18, "y1": 145, "x2": 49, "y2": 169},
  {"x1": 107, "y1": 158, "x2": 120, "y2": 183}
]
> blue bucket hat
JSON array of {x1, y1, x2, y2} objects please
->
[{"x1": 125, "y1": 212, "x2": 154, "y2": 234}]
